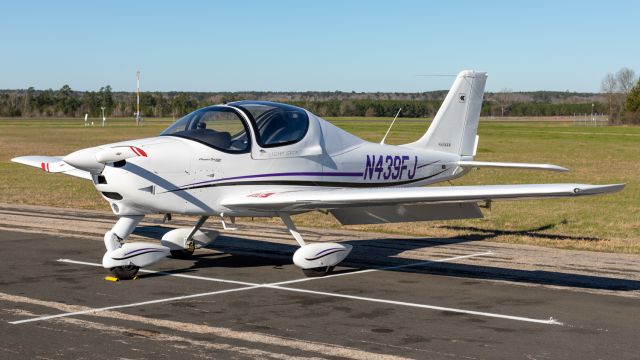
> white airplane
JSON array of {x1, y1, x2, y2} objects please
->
[{"x1": 12, "y1": 70, "x2": 623, "y2": 279}]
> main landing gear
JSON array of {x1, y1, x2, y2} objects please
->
[
  {"x1": 279, "y1": 213, "x2": 352, "y2": 277},
  {"x1": 161, "y1": 216, "x2": 215, "y2": 259}
]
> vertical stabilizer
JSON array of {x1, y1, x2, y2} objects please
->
[{"x1": 406, "y1": 70, "x2": 487, "y2": 157}]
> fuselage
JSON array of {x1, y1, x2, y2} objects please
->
[{"x1": 86, "y1": 102, "x2": 468, "y2": 217}]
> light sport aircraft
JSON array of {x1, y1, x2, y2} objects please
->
[{"x1": 12, "y1": 70, "x2": 624, "y2": 279}]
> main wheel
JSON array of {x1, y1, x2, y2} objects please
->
[
  {"x1": 170, "y1": 248, "x2": 195, "y2": 259},
  {"x1": 302, "y1": 266, "x2": 335, "y2": 277},
  {"x1": 111, "y1": 265, "x2": 139, "y2": 280}
]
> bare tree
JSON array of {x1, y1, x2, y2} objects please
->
[
  {"x1": 601, "y1": 68, "x2": 638, "y2": 122},
  {"x1": 601, "y1": 73, "x2": 618, "y2": 118},
  {"x1": 495, "y1": 88, "x2": 513, "y2": 116},
  {"x1": 616, "y1": 67, "x2": 637, "y2": 95}
]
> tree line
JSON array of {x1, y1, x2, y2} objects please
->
[
  {"x1": 1, "y1": 83, "x2": 637, "y2": 122},
  {"x1": 288, "y1": 99, "x2": 607, "y2": 118}
]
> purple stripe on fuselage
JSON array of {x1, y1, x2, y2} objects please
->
[{"x1": 182, "y1": 171, "x2": 363, "y2": 188}]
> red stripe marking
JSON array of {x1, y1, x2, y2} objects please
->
[
  {"x1": 135, "y1": 147, "x2": 147, "y2": 157},
  {"x1": 46, "y1": 163, "x2": 50, "y2": 172},
  {"x1": 129, "y1": 146, "x2": 139, "y2": 156},
  {"x1": 41, "y1": 162, "x2": 46, "y2": 171}
]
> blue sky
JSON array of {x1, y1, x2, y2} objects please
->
[{"x1": 0, "y1": 1, "x2": 638, "y2": 92}]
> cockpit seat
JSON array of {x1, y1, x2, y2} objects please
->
[{"x1": 188, "y1": 129, "x2": 231, "y2": 149}]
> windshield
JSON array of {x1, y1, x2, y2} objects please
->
[
  {"x1": 230, "y1": 101, "x2": 309, "y2": 148},
  {"x1": 161, "y1": 106, "x2": 250, "y2": 153}
]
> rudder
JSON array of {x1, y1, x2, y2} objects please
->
[{"x1": 406, "y1": 70, "x2": 487, "y2": 157}]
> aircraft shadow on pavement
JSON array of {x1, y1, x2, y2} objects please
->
[
  {"x1": 133, "y1": 224, "x2": 640, "y2": 292},
  {"x1": 439, "y1": 222, "x2": 601, "y2": 242}
]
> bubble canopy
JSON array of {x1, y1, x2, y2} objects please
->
[
  {"x1": 161, "y1": 101, "x2": 310, "y2": 152},
  {"x1": 160, "y1": 106, "x2": 251, "y2": 153}
]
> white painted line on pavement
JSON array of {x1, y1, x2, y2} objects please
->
[
  {"x1": 8, "y1": 251, "x2": 563, "y2": 326},
  {"x1": 271, "y1": 251, "x2": 494, "y2": 287},
  {"x1": 58, "y1": 258, "x2": 256, "y2": 286},
  {"x1": 264, "y1": 285, "x2": 562, "y2": 325},
  {"x1": 9, "y1": 285, "x2": 262, "y2": 325}
]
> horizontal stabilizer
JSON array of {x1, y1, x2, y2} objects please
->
[
  {"x1": 11, "y1": 156, "x2": 92, "y2": 180},
  {"x1": 457, "y1": 161, "x2": 568, "y2": 172}
]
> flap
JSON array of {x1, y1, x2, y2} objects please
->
[{"x1": 331, "y1": 203, "x2": 483, "y2": 225}]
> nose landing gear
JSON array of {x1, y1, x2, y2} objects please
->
[
  {"x1": 102, "y1": 215, "x2": 170, "y2": 280},
  {"x1": 101, "y1": 215, "x2": 218, "y2": 280}
]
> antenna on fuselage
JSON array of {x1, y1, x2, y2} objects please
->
[{"x1": 380, "y1": 108, "x2": 402, "y2": 145}]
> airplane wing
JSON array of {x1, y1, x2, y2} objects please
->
[
  {"x1": 11, "y1": 156, "x2": 92, "y2": 180},
  {"x1": 221, "y1": 183, "x2": 624, "y2": 212}
]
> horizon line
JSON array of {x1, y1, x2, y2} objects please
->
[{"x1": 0, "y1": 87, "x2": 606, "y2": 95}]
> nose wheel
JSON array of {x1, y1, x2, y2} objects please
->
[{"x1": 111, "y1": 265, "x2": 140, "y2": 280}]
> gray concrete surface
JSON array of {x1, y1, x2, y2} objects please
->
[{"x1": 0, "y1": 204, "x2": 639, "y2": 359}]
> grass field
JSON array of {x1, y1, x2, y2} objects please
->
[{"x1": 1, "y1": 117, "x2": 638, "y2": 253}]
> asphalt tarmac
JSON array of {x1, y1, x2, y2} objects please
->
[{"x1": 0, "y1": 205, "x2": 639, "y2": 359}]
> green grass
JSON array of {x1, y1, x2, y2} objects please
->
[{"x1": 1, "y1": 117, "x2": 638, "y2": 253}]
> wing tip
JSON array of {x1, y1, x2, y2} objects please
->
[
  {"x1": 575, "y1": 183, "x2": 625, "y2": 195},
  {"x1": 457, "y1": 161, "x2": 570, "y2": 172}
]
